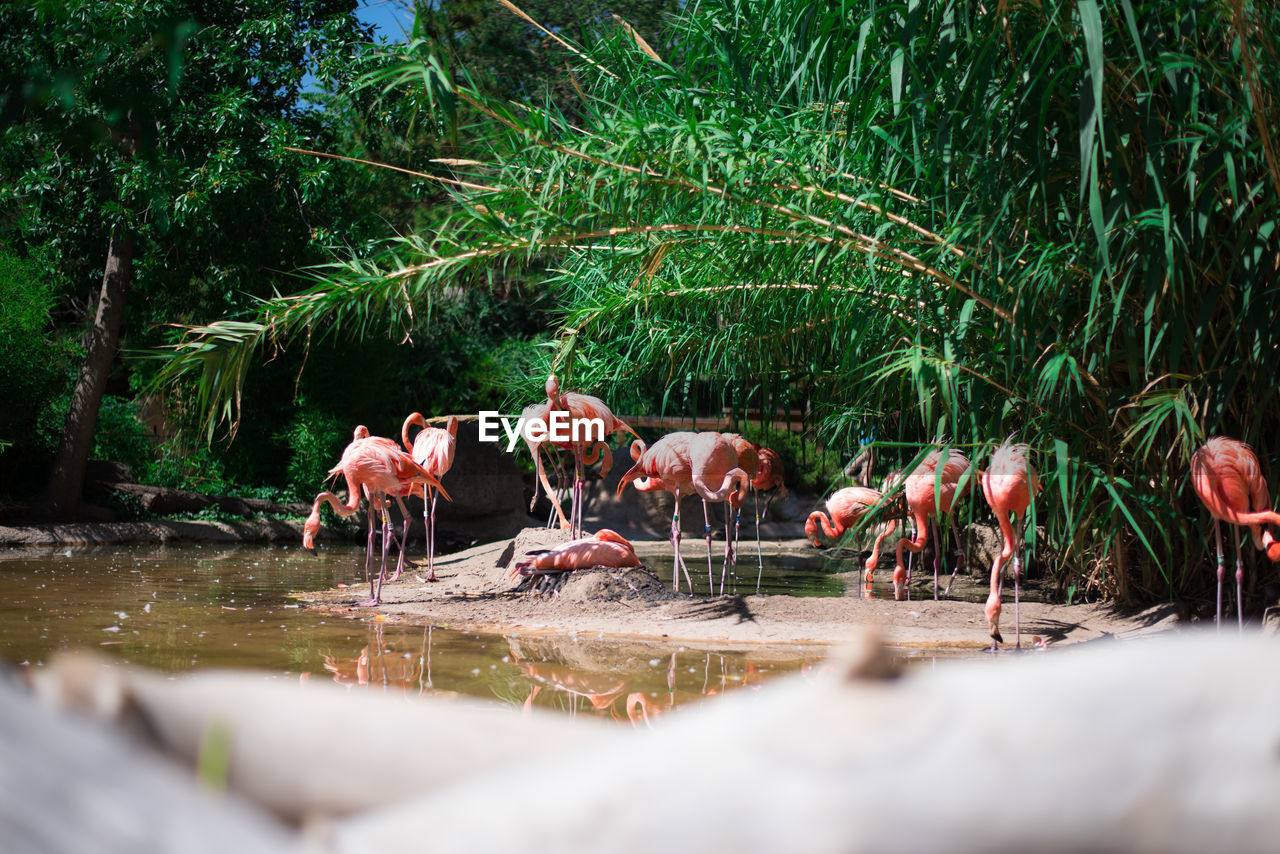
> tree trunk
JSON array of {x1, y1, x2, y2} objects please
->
[{"x1": 40, "y1": 226, "x2": 134, "y2": 519}]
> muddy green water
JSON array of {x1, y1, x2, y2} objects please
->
[
  {"x1": 0, "y1": 544, "x2": 979, "y2": 721},
  {"x1": 0, "y1": 544, "x2": 836, "y2": 720}
]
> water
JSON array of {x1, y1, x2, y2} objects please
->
[
  {"x1": 641, "y1": 543, "x2": 1009, "y2": 602},
  {"x1": 0, "y1": 544, "x2": 828, "y2": 720}
]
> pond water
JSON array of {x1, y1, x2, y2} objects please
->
[
  {"x1": 0, "y1": 543, "x2": 978, "y2": 722},
  {"x1": 645, "y1": 542, "x2": 1008, "y2": 603}
]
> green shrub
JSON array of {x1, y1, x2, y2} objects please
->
[
  {"x1": 0, "y1": 251, "x2": 63, "y2": 451},
  {"x1": 279, "y1": 403, "x2": 346, "y2": 500}
]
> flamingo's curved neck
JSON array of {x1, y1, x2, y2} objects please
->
[{"x1": 817, "y1": 511, "x2": 844, "y2": 540}]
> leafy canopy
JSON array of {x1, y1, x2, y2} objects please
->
[{"x1": 159, "y1": 0, "x2": 1280, "y2": 600}]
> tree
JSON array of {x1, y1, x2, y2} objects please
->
[
  {"x1": 0, "y1": 1, "x2": 376, "y2": 516},
  {"x1": 160, "y1": 0, "x2": 1280, "y2": 602}
]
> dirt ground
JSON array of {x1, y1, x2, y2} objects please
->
[{"x1": 301, "y1": 527, "x2": 1187, "y2": 650}]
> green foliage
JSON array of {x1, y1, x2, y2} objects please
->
[
  {"x1": 0, "y1": 251, "x2": 64, "y2": 453},
  {"x1": 158, "y1": 0, "x2": 1280, "y2": 604},
  {"x1": 736, "y1": 425, "x2": 842, "y2": 496},
  {"x1": 279, "y1": 403, "x2": 346, "y2": 500},
  {"x1": 92, "y1": 396, "x2": 155, "y2": 473}
]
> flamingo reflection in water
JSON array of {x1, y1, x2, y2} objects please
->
[
  {"x1": 509, "y1": 636, "x2": 823, "y2": 726},
  {"x1": 319, "y1": 624, "x2": 440, "y2": 697}
]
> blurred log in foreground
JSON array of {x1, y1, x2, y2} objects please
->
[{"x1": 12, "y1": 632, "x2": 1280, "y2": 853}]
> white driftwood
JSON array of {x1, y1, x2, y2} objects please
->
[
  {"x1": 331, "y1": 632, "x2": 1280, "y2": 854},
  {"x1": 28, "y1": 653, "x2": 607, "y2": 823},
  {"x1": 0, "y1": 672, "x2": 301, "y2": 854}
]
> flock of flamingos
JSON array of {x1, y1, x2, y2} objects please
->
[{"x1": 302, "y1": 376, "x2": 1280, "y2": 649}]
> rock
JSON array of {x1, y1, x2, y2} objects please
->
[
  {"x1": 106, "y1": 484, "x2": 212, "y2": 515},
  {"x1": 556, "y1": 565, "x2": 674, "y2": 604},
  {"x1": 212, "y1": 495, "x2": 252, "y2": 517},
  {"x1": 84, "y1": 459, "x2": 136, "y2": 484},
  {"x1": 436, "y1": 420, "x2": 526, "y2": 521},
  {"x1": 0, "y1": 519, "x2": 306, "y2": 546}
]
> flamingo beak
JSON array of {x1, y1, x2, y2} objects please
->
[{"x1": 304, "y1": 546, "x2": 317, "y2": 556}]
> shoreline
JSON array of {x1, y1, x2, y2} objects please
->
[{"x1": 297, "y1": 530, "x2": 1189, "y2": 650}]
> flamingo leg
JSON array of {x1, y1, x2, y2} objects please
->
[
  {"x1": 427, "y1": 486, "x2": 437, "y2": 573},
  {"x1": 1013, "y1": 520, "x2": 1024, "y2": 650},
  {"x1": 388, "y1": 495, "x2": 412, "y2": 582},
  {"x1": 573, "y1": 450, "x2": 585, "y2": 540},
  {"x1": 362, "y1": 500, "x2": 392, "y2": 606},
  {"x1": 674, "y1": 492, "x2": 694, "y2": 593},
  {"x1": 426, "y1": 489, "x2": 440, "y2": 582},
  {"x1": 1234, "y1": 523, "x2": 1244, "y2": 633},
  {"x1": 670, "y1": 505, "x2": 682, "y2": 594},
  {"x1": 720, "y1": 500, "x2": 734, "y2": 595},
  {"x1": 364, "y1": 502, "x2": 377, "y2": 587},
  {"x1": 703, "y1": 499, "x2": 715, "y2": 595},
  {"x1": 930, "y1": 517, "x2": 942, "y2": 600},
  {"x1": 905, "y1": 515, "x2": 914, "y2": 600},
  {"x1": 1214, "y1": 518, "x2": 1225, "y2": 631},
  {"x1": 747, "y1": 491, "x2": 757, "y2": 591},
  {"x1": 943, "y1": 517, "x2": 966, "y2": 595},
  {"x1": 675, "y1": 517, "x2": 694, "y2": 594}
]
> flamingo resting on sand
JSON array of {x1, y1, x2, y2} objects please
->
[
  {"x1": 617, "y1": 432, "x2": 698, "y2": 593},
  {"x1": 511, "y1": 529, "x2": 641, "y2": 594},
  {"x1": 303, "y1": 430, "x2": 449, "y2": 606},
  {"x1": 981, "y1": 440, "x2": 1040, "y2": 650},
  {"x1": 401, "y1": 413, "x2": 458, "y2": 582},
  {"x1": 893, "y1": 448, "x2": 973, "y2": 601},
  {"x1": 805, "y1": 486, "x2": 899, "y2": 588},
  {"x1": 527, "y1": 375, "x2": 636, "y2": 539},
  {"x1": 1190, "y1": 436, "x2": 1280, "y2": 630}
]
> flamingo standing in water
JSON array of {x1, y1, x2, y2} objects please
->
[
  {"x1": 527, "y1": 375, "x2": 636, "y2": 539},
  {"x1": 805, "y1": 487, "x2": 899, "y2": 588},
  {"x1": 981, "y1": 440, "x2": 1040, "y2": 650},
  {"x1": 343, "y1": 425, "x2": 421, "y2": 582},
  {"x1": 750, "y1": 445, "x2": 787, "y2": 590},
  {"x1": 401, "y1": 413, "x2": 458, "y2": 582},
  {"x1": 303, "y1": 431, "x2": 449, "y2": 606},
  {"x1": 617, "y1": 432, "x2": 698, "y2": 592},
  {"x1": 722, "y1": 434, "x2": 759, "y2": 565},
  {"x1": 893, "y1": 448, "x2": 973, "y2": 601},
  {"x1": 690, "y1": 431, "x2": 751, "y2": 595},
  {"x1": 1190, "y1": 436, "x2": 1280, "y2": 630}
]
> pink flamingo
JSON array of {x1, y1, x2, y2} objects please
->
[
  {"x1": 722, "y1": 433, "x2": 759, "y2": 561},
  {"x1": 1190, "y1": 436, "x2": 1280, "y2": 630},
  {"x1": 689, "y1": 431, "x2": 751, "y2": 594},
  {"x1": 350, "y1": 425, "x2": 420, "y2": 572},
  {"x1": 401, "y1": 413, "x2": 458, "y2": 582},
  {"x1": 805, "y1": 486, "x2": 899, "y2": 585},
  {"x1": 892, "y1": 448, "x2": 973, "y2": 601},
  {"x1": 526, "y1": 375, "x2": 636, "y2": 539},
  {"x1": 981, "y1": 440, "x2": 1041, "y2": 650},
  {"x1": 617, "y1": 432, "x2": 698, "y2": 592},
  {"x1": 748, "y1": 444, "x2": 787, "y2": 590},
  {"x1": 752, "y1": 446, "x2": 787, "y2": 502},
  {"x1": 303, "y1": 432, "x2": 449, "y2": 606}
]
